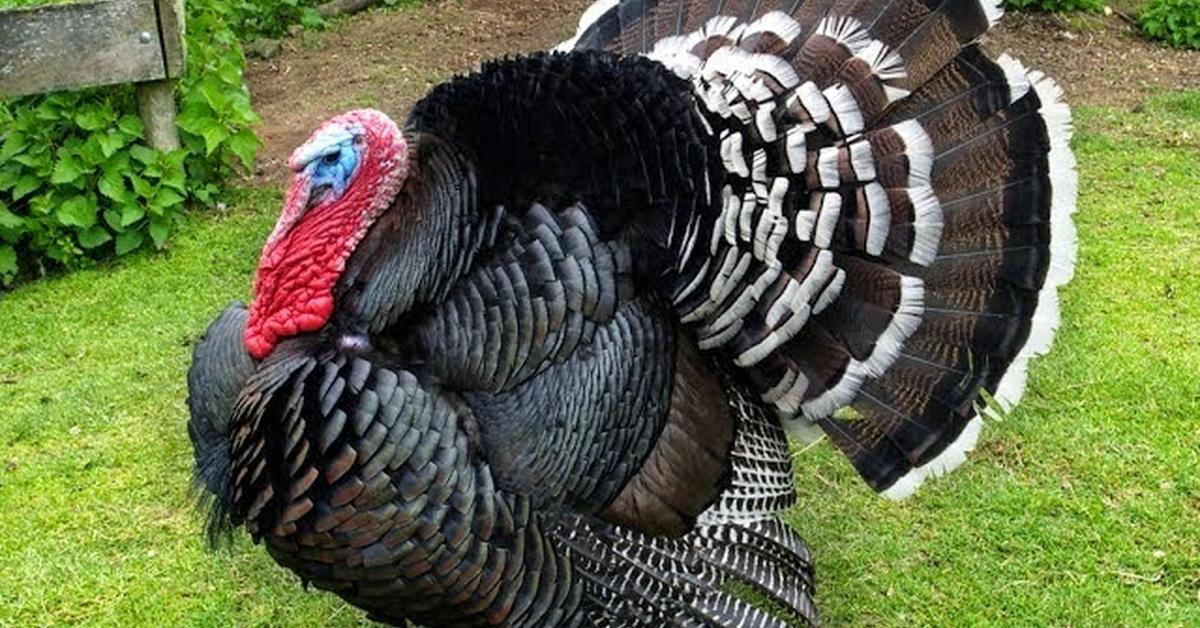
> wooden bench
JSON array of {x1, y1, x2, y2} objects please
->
[{"x1": 0, "y1": 0, "x2": 186, "y2": 150}]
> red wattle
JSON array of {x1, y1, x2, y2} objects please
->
[{"x1": 244, "y1": 202, "x2": 362, "y2": 359}]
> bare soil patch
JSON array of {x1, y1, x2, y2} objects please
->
[
  {"x1": 245, "y1": 0, "x2": 588, "y2": 183},
  {"x1": 245, "y1": 3, "x2": 1199, "y2": 182},
  {"x1": 987, "y1": 11, "x2": 1200, "y2": 109}
]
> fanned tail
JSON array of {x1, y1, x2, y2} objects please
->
[{"x1": 562, "y1": 1, "x2": 1076, "y2": 498}]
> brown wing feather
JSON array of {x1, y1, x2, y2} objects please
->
[{"x1": 602, "y1": 331, "x2": 734, "y2": 536}]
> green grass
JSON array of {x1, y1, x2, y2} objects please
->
[
  {"x1": 0, "y1": 189, "x2": 375, "y2": 626},
  {"x1": 1, "y1": 95, "x2": 1198, "y2": 626}
]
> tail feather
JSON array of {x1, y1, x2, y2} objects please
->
[
  {"x1": 690, "y1": 520, "x2": 817, "y2": 618},
  {"x1": 821, "y1": 57, "x2": 1076, "y2": 497},
  {"x1": 881, "y1": 47, "x2": 1023, "y2": 148},
  {"x1": 698, "y1": 384, "x2": 798, "y2": 524}
]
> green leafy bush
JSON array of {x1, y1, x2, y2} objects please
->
[
  {"x1": 1141, "y1": 0, "x2": 1200, "y2": 49},
  {"x1": 0, "y1": 1, "x2": 262, "y2": 286},
  {"x1": 224, "y1": 0, "x2": 327, "y2": 39},
  {"x1": 1004, "y1": 0, "x2": 1103, "y2": 11}
]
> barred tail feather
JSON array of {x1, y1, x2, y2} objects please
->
[{"x1": 821, "y1": 53, "x2": 1077, "y2": 498}]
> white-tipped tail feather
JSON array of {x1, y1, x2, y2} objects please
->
[
  {"x1": 882, "y1": 60, "x2": 1077, "y2": 500},
  {"x1": 992, "y1": 68, "x2": 1078, "y2": 411},
  {"x1": 555, "y1": 0, "x2": 617, "y2": 51},
  {"x1": 880, "y1": 416, "x2": 985, "y2": 500},
  {"x1": 996, "y1": 53, "x2": 1033, "y2": 104},
  {"x1": 816, "y1": 16, "x2": 871, "y2": 54},
  {"x1": 980, "y1": 0, "x2": 1006, "y2": 27},
  {"x1": 743, "y1": 11, "x2": 803, "y2": 44},
  {"x1": 557, "y1": 2, "x2": 1075, "y2": 506}
]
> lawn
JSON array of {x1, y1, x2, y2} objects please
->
[{"x1": 1, "y1": 92, "x2": 1198, "y2": 627}]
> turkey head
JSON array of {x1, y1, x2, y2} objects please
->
[{"x1": 244, "y1": 109, "x2": 408, "y2": 360}]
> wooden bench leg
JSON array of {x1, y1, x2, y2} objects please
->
[{"x1": 136, "y1": 79, "x2": 180, "y2": 152}]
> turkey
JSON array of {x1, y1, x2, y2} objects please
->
[{"x1": 188, "y1": 0, "x2": 1077, "y2": 625}]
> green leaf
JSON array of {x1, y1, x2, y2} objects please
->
[
  {"x1": 129, "y1": 144, "x2": 158, "y2": 166},
  {"x1": 0, "y1": 244, "x2": 16, "y2": 284},
  {"x1": 13, "y1": 151, "x2": 48, "y2": 171},
  {"x1": 0, "y1": 134, "x2": 28, "y2": 161},
  {"x1": 51, "y1": 152, "x2": 86, "y2": 185},
  {"x1": 0, "y1": 208, "x2": 24, "y2": 230},
  {"x1": 116, "y1": 115, "x2": 144, "y2": 138},
  {"x1": 129, "y1": 174, "x2": 155, "y2": 198},
  {"x1": 96, "y1": 131, "x2": 127, "y2": 159},
  {"x1": 202, "y1": 125, "x2": 230, "y2": 156},
  {"x1": 102, "y1": 208, "x2": 124, "y2": 233},
  {"x1": 115, "y1": 230, "x2": 144, "y2": 256},
  {"x1": 300, "y1": 8, "x2": 325, "y2": 30},
  {"x1": 217, "y1": 59, "x2": 245, "y2": 87},
  {"x1": 193, "y1": 183, "x2": 217, "y2": 205},
  {"x1": 34, "y1": 99, "x2": 62, "y2": 122},
  {"x1": 76, "y1": 136, "x2": 107, "y2": 167},
  {"x1": 12, "y1": 175, "x2": 43, "y2": 200},
  {"x1": 101, "y1": 150, "x2": 131, "y2": 178},
  {"x1": 162, "y1": 149, "x2": 189, "y2": 172},
  {"x1": 148, "y1": 219, "x2": 171, "y2": 248},
  {"x1": 156, "y1": 187, "x2": 185, "y2": 209},
  {"x1": 231, "y1": 101, "x2": 262, "y2": 127},
  {"x1": 0, "y1": 167, "x2": 19, "y2": 191},
  {"x1": 74, "y1": 108, "x2": 111, "y2": 131},
  {"x1": 57, "y1": 194, "x2": 97, "y2": 229},
  {"x1": 199, "y1": 81, "x2": 229, "y2": 111},
  {"x1": 175, "y1": 111, "x2": 209, "y2": 138},
  {"x1": 161, "y1": 164, "x2": 187, "y2": 193},
  {"x1": 78, "y1": 226, "x2": 112, "y2": 250},
  {"x1": 28, "y1": 193, "x2": 55, "y2": 216},
  {"x1": 142, "y1": 160, "x2": 164, "y2": 180},
  {"x1": 227, "y1": 129, "x2": 260, "y2": 171},
  {"x1": 120, "y1": 204, "x2": 146, "y2": 228},
  {"x1": 98, "y1": 172, "x2": 132, "y2": 204}
]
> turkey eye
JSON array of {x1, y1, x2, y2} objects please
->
[{"x1": 322, "y1": 151, "x2": 340, "y2": 165}]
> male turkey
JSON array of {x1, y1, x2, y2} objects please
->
[{"x1": 188, "y1": 0, "x2": 1076, "y2": 625}]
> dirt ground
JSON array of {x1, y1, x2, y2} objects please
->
[
  {"x1": 245, "y1": 0, "x2": 590, "y2": 183},
  {"x1": 245, "y1": 0, "x2": 1200, "y2": 182},
  {"x1": 986, "y1": 10, "x2": 1200, "y2": 107}
]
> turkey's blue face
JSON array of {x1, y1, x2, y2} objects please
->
[{"x1": 293, "y1": 126, "x2": 364, "y2": 211}]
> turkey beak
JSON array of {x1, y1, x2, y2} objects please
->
[
  {"x1": 307, "y1": 183, "x2": 333, "y2": 211},
  {"x1": 265, "y1": 172, "x2": 314, "y2": 249}
]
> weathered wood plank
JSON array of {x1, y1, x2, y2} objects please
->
[
  {"x1": 0, "y1": 0, "x2": 166, "y2": 98},
  {"x1": 155, "y1": 0, "x2": 186, "y2": 80}
]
